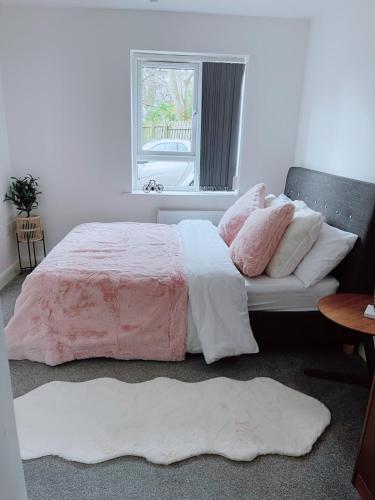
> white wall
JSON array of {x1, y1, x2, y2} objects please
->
[
  {"x1": 0, "y1": 7, "x2": 309, "y2": 249},
  {"x1": 295, "y1": 0, "x2": 375, "y2": 183},
  {"x1": 0, "y1": 64, "x2": 17, "y2": 286}
]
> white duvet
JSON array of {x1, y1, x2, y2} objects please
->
[{"x1": 178, "y1": 220, "x2": 259, "y2": 363}]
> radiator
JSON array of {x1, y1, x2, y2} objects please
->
[{"x1": 157, "y1": 209, "x2": 224, "y2": 225}]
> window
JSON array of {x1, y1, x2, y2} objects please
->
[{"x1": 131, "y1": 52, "x2": 246, "y2": 193}]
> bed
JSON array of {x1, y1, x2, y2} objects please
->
[{"x1": 5, "y1": 167, "x2": 375, "y2": 364}]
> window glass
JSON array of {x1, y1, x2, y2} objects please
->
[{"x1": 140, "y1": 65, "x2": 194, "y2": 153}]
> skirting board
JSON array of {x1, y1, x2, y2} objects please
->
[{"x1": 0, "y1": 261, "x2": 19, "y2": 291}]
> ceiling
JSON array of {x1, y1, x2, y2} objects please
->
[{"x1": 0, "y1": 0, "x2": 337, "y2": 19}]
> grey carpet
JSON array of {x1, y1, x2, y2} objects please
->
[{"x1": 0, "y1": 275, "x2": 369, "y2": 500}]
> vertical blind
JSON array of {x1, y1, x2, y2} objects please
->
[{"x1": 199, "y1": 62, "x2": 245, "y2": 191}]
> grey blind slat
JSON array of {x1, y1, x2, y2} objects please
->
[{"x1": 200, "y1": 62, "x2": 245, "y2": 191}]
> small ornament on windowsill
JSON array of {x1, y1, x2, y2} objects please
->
[{"x1": 143, "y1": 180, "x2": 164, "y2": 194}]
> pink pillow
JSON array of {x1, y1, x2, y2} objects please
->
[
  {"x1": 218, "y1": 183, "x2": 266, "y2": 246},
  {"x1": 230, "y1": 203, "x2": 295, "y2": 277}
]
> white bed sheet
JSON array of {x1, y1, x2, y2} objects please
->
[{"x1": 244, "y1": 274, "x2": 339, "y2": 312}]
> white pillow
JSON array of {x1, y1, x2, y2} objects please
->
[
  {"x1": 265, "y1": 193, "x2": 291, "y2": 208},
  {"x1": 266, "y1": 200, "x2": 324, "y2": 278},
  {"x1": 294, "y1": 223, "x2": 358, "y2": 287}
]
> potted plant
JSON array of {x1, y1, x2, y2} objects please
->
[{"x1": 3, "y1": 174, "x2": 43, "y2": 242}]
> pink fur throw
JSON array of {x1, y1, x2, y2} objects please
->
[
  {"x1": 5, "y1": 223, "x2": 188, "y2": 366},
  {"x1": 230, "y1": 203, "x2": 295, "y2": 277},
  {"x1": 218, "y1": 184, "x2": 266, "y2": 246}
]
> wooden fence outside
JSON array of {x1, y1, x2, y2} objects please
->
[{"x1": 142, "y1": 121, "x2": 192, "y2": 144}]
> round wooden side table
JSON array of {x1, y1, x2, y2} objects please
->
[{"x1": 304, "y1": 294, "x2": 375, "y2": 387}]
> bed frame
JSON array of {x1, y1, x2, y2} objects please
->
[{"x1": 251, "y1": 167, "x2": 375, "y2": 347}]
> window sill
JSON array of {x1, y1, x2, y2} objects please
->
[{"x1": 123, "y1": 190, "x2": 238, "y2": 196}]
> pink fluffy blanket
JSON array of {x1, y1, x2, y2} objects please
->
[{"x1": 5, "y1": 223, "x2": 188, "y2": 365}]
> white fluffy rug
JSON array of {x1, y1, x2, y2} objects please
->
[{"x1": 14, "y1": 377, "x2": 330, "y2": 465}]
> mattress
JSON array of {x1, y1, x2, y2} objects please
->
[{"x1": 244, "y1": 275, "x2": 339, "y2": 312}]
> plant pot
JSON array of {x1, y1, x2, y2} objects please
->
[{"x1": 16, "y1": 215, "x2": 43, "y2": 242}]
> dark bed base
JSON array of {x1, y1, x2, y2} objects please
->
[{"x1": 250, "y1": 311, "x2": 357, "y2": 349}]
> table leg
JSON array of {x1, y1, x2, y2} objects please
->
[
  {"x1": 32, "y1": 241, "x2": 37, "y2": 268},
  {"x1": 16, "y1": 233, "x2": 22, "y2": 271},
  {"x1": 27, "y1": 235, "x2": 32, "y2": 270},
  {"x1": 304, "y1": 331, "x2": 374, "y2": 388},
  {"x1": 42, "y1": 231, "x2": 46, "y2": 257}
]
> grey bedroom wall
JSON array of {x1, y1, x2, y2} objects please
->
[
  {"x1": 0, "y1": 7, "x2": 309, "y2": 250},
  {"x1": 295, "y1": 0, "x2": 375, "y2": 184}
]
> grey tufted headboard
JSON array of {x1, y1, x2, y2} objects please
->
[{"x1": 284, "y1": 167, "x2": 375, "y2": 294}]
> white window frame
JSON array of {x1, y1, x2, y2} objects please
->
[
  {"x1": 131, "y1": 50, "x2": 247, "y2": 194},
  {"x1": 131, "y1": 54, "x2": 202, "y2": 192}
]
